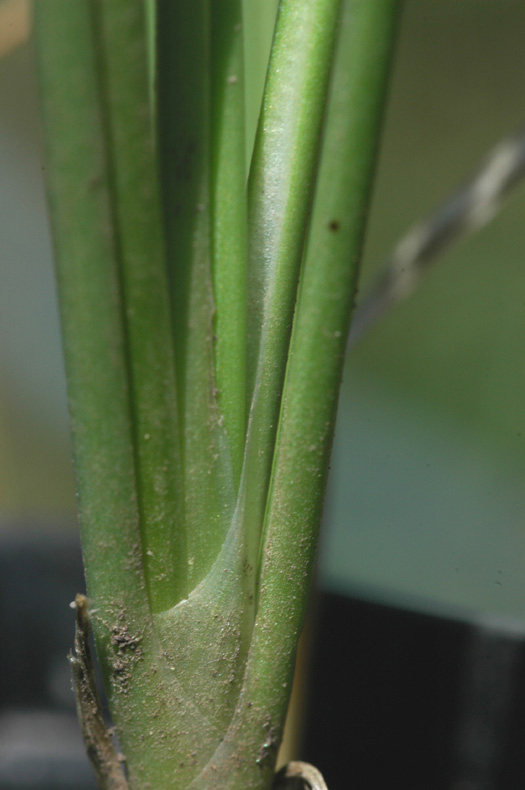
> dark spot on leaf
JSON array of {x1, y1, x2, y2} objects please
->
[{"x1": 328, "y1": 219, "x2": 340, "y2": 232}]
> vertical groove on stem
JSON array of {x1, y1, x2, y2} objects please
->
[{"x1": 92, "y1": 0, "x2": 186, "y2": 612}]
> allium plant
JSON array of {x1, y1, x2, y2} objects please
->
[{"x1": 35, "y1": 1, "x2": 398, "y2": 788}]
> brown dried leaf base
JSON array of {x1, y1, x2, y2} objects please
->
[{"x1": 70, "y1": 594, "x2": 129, "y2": 790}]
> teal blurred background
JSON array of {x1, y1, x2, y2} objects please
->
[
  {"x1": 1, "y1": 0, "x2": 525, "y2": 620},
  {"x1": 323, "y1": 1, "x2": 525, "y2": 621}
]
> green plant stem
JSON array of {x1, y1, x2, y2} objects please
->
[
  {"x1": 241, "y1": 0, "x2": 342, "y2": 583},
  {"x1": 35, "y1": 0, "x2": 152, "y2": 640},
  {"x1": 35, "y1": 6, "x2": 227, "y2": 789},
  {"x1": 94, "y1": 0, "x2": 186, "y2": 613},
  {"x1": 36, "y1": 0, "x2": 399, "y2": 786},
  {"x1": 210, "y1": 0, "x2": 247, "y2": 487},
  {"x1": 194, "y1": 2, "x2": 399, "y2": 788},
  {"x1": 242, "y1": 0, "x2": 279, "y2": 167},
  {"x1": 35, "y1": 6, "x2": 201, "y2": 789},
  {"x1": 157, "y1": 1, "x2": 236, "y2": 588},
  {"x1": 246, "y1": 0, "x2": 341, "y2": 403},
  {"x1": 247, "y1": 0, "x2": 399, "y2": 773},
  {"x1": 145, "y1": 1, "x2": 156, "y2": 110}
]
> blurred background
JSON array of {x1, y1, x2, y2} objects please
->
[{"x1": 2, "y1": 1, "x2": 525, "y2": 788}]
